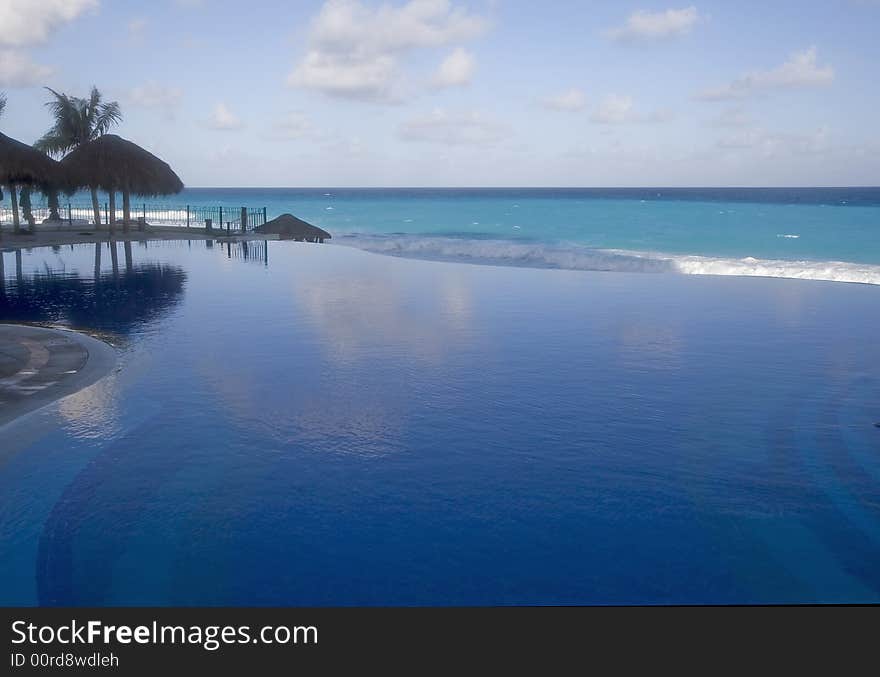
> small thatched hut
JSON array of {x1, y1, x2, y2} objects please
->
[
  {"x1": 0, "y1": 131, "x2": 61, "y2": 235},
  {"x1": 61, "y1": 134, "x2": 183, "y2": 232},
  {"x1": 253, "y1": 213, "x2": 331, "y2": 242}
]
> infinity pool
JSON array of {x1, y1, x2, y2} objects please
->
[{"x1": 1, "y1": 240, "x2": 879, "y2": 605}]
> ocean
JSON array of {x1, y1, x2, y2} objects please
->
[
  {"x1": 192, "y1": 187, "x2": 880, "y2": 284},
  {"x1": 5, "y1": 187, "x2": 880, "y2": 284}
]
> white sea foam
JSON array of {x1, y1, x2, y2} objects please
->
[{"x1": 335, "y1": 234, "x2": 880, "y2": 285}]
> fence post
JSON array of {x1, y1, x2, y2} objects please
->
[
  {"x1": 186, "y1": 205, "x2": 190, "y2": 228},
  {"x1": 143, "y1": 203, "x2": 147, "y2": 220},
  {"x1": 263, "y1": 207, "x2": 267, "y2": 226},
  {"x1": 205, "y1": 218, "x2": 212, "y2": 232},
  {"x1": 219, "y1": 206, "x2": 223, "y2": 227},
  {"x1": 226, "y1": 221, "x2": 231, "y2": 236},
  {"x1": 68, "y1": 203, "x2": 72, "y2": 226},
  {"x1": 241, "y1": 207, "x2": 247, "y2": 232},
  {"x1": 104, "y1": 202, "x2": 108, "y2": 225}
]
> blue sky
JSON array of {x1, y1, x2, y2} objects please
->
[{"x1": 1, "y1": 0, "x2": 878, "y2": 187}]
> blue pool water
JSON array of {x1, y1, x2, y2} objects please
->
[
  {"x1": 1, "y1": 240, "x2": 879, "y2": 605},
  {"x1": 7, "y1": 187, "x2": 880, "y2": 284}
]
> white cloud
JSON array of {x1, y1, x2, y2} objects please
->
[
  {"x1": 542, "y1": 88, "x2": 586, "y2": 112},
  {"x1": 606, "y1": 6, "x2": 700, "y2": 42},
  {"x1": 272, "y1": 111, "x2": 313, "y2": 139},
  {"x1": 0, "y1": 49, "x2": 53, "y2": 87},
  {"x1": 716, "y1": 128, "x2": 765, "y2": 150},
  {"x1": 206, "y1": 102, "x2": 244, "y2": 130},
  {"x1": 698, "y1": 47, "x2": 834, "y2": 100},
  {"x1": 289, "y1": 50, "x2": 398, "y2": 102},
  {"x1": 399, "y1": 109, "x2": 507, "y2": 145},
  {"x1": 0, "y1": 0, "x2": 97, "y2": 47},
  {"x1": 591, "y1": 95, "x2": 634, "y2": 123},
  {"x1": 308, "y1": 0, "x2": 488, "y2": 53},
  {"x1": 288, "y1": 0, "x2": 490, "y2": 102},
  {"x1": 590, "y1": 94, "x2": 670, "y2": 124},
  {"x1": 432, "y1": 47, "x2": 474, "y2": 87},
  {"x1": 708, "y1": 106, "x2": 753, "y2": 128},
  {"x1": 321, "y1": 134, "x2": 369, "y2": 158},
  {"x1": 129, "y1": 82, "x2": 183, "y2": 116},
  {"x1": 717, "y1": 126, "x2": 831, "y2": 157},
  {"x1": 128, "y1": 17, "x2": 148, "y2": 40}
]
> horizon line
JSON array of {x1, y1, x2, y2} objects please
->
[{"x1": 179, "y1": 185, "x2": 880, "y2": 190}]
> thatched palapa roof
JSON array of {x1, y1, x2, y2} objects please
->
[
  {"x1": 254, "y1": 213, "x2": 332, "y2": 241},
  {"x1": 61, "y1": 134, "x2": 183, "y2": 196},
  {"x1": 0, "y1": 131, "x2": 62, "y2": 186}
]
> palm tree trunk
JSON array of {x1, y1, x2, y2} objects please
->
[
  {"x1": 94, "y1": 241, "x2": 101, "y2": 277},
  {"x1": 48, "y1": 189, "x2": 61, "y2": 221},
  {"x1": 10, "y1": 185, "x2": 21, "y2": 235},
  {"x1": 109, "y1": 191, "x2": 116, "y2": 230},
  {"x1": 110, "y1": 240, "x2": 119, "y2": 278},
  {"x1": 122, "y1": 188, "x2": 131, "y2": 232},
  {"x1": 90, "y1": 186, "x2": 102, "y2": 232},
  {"x1": 20, "y1": 188, "x2": 36, "y2": 232}
]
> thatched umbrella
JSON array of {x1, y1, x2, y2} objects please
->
[
  {"x1": 61, "y1": 134, "x2": 183, "y2": 233},
  {"x1": 253, "y1": 213, "x2": 332, "y2": 242},
  {"x1": 0, "y1": 131, "x2": 61, "y2": 236}
]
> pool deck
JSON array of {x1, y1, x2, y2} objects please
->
[{"x1": 0, "y1": 324, "x2": 117, "y2": 428}]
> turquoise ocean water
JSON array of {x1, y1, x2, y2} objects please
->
[
  {"x1": 182, "y1": 187, "x2": 880, "y2": 284},
  {"x1": 5, "y1": 187, "x2": 880, "y2": 283}
]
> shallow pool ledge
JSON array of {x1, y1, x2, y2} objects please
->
[{"x1": 0, "y1": 324, "x2": 117, "y2": 429}]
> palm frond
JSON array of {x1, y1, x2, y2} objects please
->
[
  {"x1": 38, "y1": 86, "x2": 122, "y2": 157},
  {"x1": 93, "y1": 100, "x2": 122, "y2": 138},
  {"x1": 34, "y1": 132, "x2": 77, "y2": 157}
]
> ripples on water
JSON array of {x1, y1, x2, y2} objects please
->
[{"x1": 0, "y1": 240, "x2": 879, "y2": 605}]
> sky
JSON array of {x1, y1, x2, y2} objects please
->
[{"x1": 0, "y1": 0, "x2": 878, "y2": 187}]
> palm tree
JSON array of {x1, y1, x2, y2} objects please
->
[
  {"x1": 35, "y1": 86, "x2": 122, "y2": 230},
  {"x1": 1, "y1": 94, "x2": 48, "y2": 230}
]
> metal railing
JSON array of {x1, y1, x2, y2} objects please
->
[
  {"x1": 0, "y1": 203, "x2": 269, "y2": 231},
  {"x1": 218, "y1": 239, "x2": 270, "y2": 265}
]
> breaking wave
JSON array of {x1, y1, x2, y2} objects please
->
[{"x1": 335, "y1": 234, "x2": 880, "y2": 286}]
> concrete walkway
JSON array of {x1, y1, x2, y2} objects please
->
[{"x1": 0, "y1": 324, "x2": 117, "y2": 427}]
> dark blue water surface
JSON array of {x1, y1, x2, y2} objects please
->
[{"x1": 1, "y1": 240, "x2": 879, "y2": 605}]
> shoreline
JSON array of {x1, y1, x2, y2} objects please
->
[
  {"x1": 2, "y1": 226, "x2": 880, "y2": 286},
  {"x1": 0, "y1": 324, "x2": 118, "y2": 429},
  {"x1": 333, "y1": 235, "x2": 880, "y2": 287}
]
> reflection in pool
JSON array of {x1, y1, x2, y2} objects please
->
[
  {"x1": 1, "y1": 242, "x2": 186, "y2": 334},
  {"x1": 1, "y1": 240, "x2": 879, "y2": 605}
]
